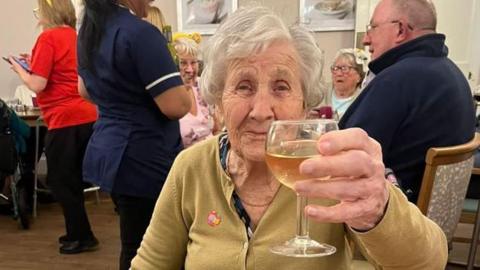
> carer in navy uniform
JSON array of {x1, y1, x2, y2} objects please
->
[{"x1": 77, "y1": 0, "x2": 191, "y2": 269}]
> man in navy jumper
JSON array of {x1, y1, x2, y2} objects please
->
[{"x1": 339, "y1": 0, "x2": 476, "y2": 203}]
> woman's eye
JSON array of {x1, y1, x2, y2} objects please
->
[
  {"x1": 235, "y1": 81, "x2": 254, "y2": 95},
  {"x1": 273, "y1": 81, "x2": 291, "y2": 96}
]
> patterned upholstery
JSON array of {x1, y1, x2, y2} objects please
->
[{"x1": 426, "y1": 156, "x2": 474, "y2": 242}]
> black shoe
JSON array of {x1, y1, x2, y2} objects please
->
[
  {"x1": 58, "y1": 235, "x2": 71, "y2": 245},
  {"x1": 59, "y1": 237, "x2": 99, "y2": 254}
]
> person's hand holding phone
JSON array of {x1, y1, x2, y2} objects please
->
[
  {"x1": 7, "y1": 56, "x2": 31, "y2": 73},
  {"x1": 18, "y1": 53, "x2": 32, "y2": 64}
]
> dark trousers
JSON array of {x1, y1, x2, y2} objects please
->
[
  {"x1": 44, "y1": 122, "x2": 94, "y2": 241},
  {"x1": 111, "y1": 193, "x2": 156, "y2": 270}
]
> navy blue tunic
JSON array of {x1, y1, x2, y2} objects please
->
[{"x1": 78, "y1": 6, "x2": 184, "y2": 199}]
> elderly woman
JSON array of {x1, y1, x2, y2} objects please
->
[
  {"x1": 131, "y1": 6, "x2": 447, "y2": 270},
  {"x1": 314, "y1": 48, "x2": 368, "y2": 120},
  {"x1": 174, "y1": 35, "x2": 214, "y2": 147}
]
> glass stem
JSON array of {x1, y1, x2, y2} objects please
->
[{"x1": 296, "y1": 194, "x2": 309, "y2": 238}]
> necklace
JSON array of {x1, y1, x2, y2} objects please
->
[{"x1": 238, "y1": 196, "x2": 274, "y2": 207}]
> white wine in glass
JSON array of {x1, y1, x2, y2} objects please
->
[{"x1": 265, "y1": 119, "x2": 337, "y2": 257}]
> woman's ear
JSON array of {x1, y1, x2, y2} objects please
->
[{"x1": 212, "y1": 104, "x2": 225, "y2": 133}]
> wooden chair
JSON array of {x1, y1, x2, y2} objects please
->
[
  {"x1": 416, "y1": 133, "x2": 480, "y2": 269},
  {"x1": 417, "y1": 133, "x2": 480, "y2": 234},
  {"x1": 450, "y1": 167, "x2": 480, "y2": 269}
]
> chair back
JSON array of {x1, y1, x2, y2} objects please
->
[{"x1": 417, "y1": 133, "x2": 480, "y2": 242}]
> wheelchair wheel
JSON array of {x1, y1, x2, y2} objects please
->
[{"x1": 15, "y1": 185, "x2": 30, "y2": 230}]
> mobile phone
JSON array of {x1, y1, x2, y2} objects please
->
[
  {"x1": 3, "y1": 56, "x2": 31, "y2": 72},
  {"x1": 12, "y1": 57, "x2": 31, "y2": 72},
  {"x1": 2, "y1": 56, "x2": 12, "y2": 64}
]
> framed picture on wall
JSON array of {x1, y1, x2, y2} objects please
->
[
  {"x1": 177, "y1": 0, "x2": 238, "y2": 35},
  {"x1": 299, "y1": 0, "x2": 356, "y2": 31}
]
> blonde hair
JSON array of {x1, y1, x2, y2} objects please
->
[
  {"x1": 145, "y1": 6, "x2": 166, "y2": 33},
  {"x1": 38, "y1": 0, "x2": 76, "y2": 29},
  {"x1": 174, "y1": 37, "x2": 200, "y2": 59}
]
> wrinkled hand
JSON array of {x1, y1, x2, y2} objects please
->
[{"x1": 294, "y1": 128, "x2": 389, "y2": 231}]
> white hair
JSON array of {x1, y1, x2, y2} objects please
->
[
  {"x1": 392, "y1": 0, "x2": 437, "y2": 30},
  {"x1": 333, "y1": 48, "x2": 368, "y2": 79},
  {"x1": 200, "y1": 5, "x2": 325, "y2": 110}
]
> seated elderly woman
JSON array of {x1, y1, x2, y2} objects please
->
[
  {"x1": 131, "y1": 6, "x2": 447, "y2": 270},
  {"x1": 173, "y1": 34, "x2": 214, "y2": 147},
  {"x1": 312, "y1": 48, "x2": 368, "y2": 120}
]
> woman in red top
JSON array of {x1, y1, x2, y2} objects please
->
[{"x1": 9, "y1": 0, "x2": 98, "y2": 254}]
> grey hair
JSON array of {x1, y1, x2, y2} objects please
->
[
  {"x1": 333, "y1": 49, "x2": 367, "y2": 85},
  {"x1": 174, "y1": 37, "x2": 200, "y2": 59},
  {"x1": 392, "y1": 0, "x2": 437, "y2": 31},
  {"x1": 200, "y1": 5, "x2": 324, "y2": 110}
]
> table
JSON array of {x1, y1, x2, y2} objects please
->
[
  {"x1": 17, "y1": 109, "x2": 46, "y2": 217},
  {"x1": 16, "y1": 109, "x2": 43, "y2": 127}
]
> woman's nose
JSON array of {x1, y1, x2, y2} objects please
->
[
  {"x1": 249, "y1": 87, "x2": 275, "y2": 121},
  {"x1": 332, "y1": 71, "x2": 342, "y2": 76},
  {"x1": 185, "y1": 64, "x2": 194, "y2": 72}
]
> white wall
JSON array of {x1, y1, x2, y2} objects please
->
[
  {"x1": 0, "y1": 0, "x2": 354, "y2": 99},
  {"x1": 153, "y1": 0, "x2": 354, "y2": 79},
  {"x1": 471, "y1": 0, "x2": 480, "y2": 88},
  {"x1": 0, "y1": 0, "x2": 39, "y2": 100}
]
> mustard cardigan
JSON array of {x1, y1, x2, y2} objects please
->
[{"x1": 132, "y1": 136, "x2": 447, "y2": 270}]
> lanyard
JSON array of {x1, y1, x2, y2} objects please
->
[{"x1": 219, "y1": 134, "x2": 253, "y2": 240}]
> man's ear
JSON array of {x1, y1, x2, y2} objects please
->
[{"x1": 395, "y1": 21, "x2": 409, "y2": 43}]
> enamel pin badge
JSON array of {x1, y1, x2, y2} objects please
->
[{"x1": 207, "y1": 210, "x2": 221, "y2": 227}]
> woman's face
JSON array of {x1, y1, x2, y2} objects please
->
[
  {"x1": 178, "y1": 54, "x2": 199, "y2": 87},
  {"x1": 331, "y1": 57, "x2": 361, "y2": 97},
  {"x1": 220, "y1": 41, "x2": 305, "y2": 162}
]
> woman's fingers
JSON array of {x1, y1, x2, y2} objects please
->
[
  {"x1": 299, "y1": 150, "x2": 380, "y2": 179},
  {"x1": 316, "y1": 128, "x2": 382, "y2": 160},
  {"x1": 296, "y1": 177, "x2": 372, "y2": 201},
  {"x1": 294, "y1": 127, "x2": 390, "y2": 231},
  {"x1": 304, "y1": 193, "x2": 388, "y2": 230},
  {"x1": 9, "y1": 57, "x2": 20, "y2": 73}
]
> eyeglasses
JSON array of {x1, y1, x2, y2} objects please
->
[
  {"x1": 366, "y1": 20, "x2": 400, "y2": 34},
  {"x1": 33, "y1": 8, "x2": 39, "y2": 19},
  {"x1": 366, "y1": 20, "x2": 414, "y2": 35},
  {"x1": 330, "y1": 65, "x2": 355, "y2": 73}
]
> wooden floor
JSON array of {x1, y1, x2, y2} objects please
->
[
  {"x1": 0, "y1": 193, "x2": 479, "y2": 269},
  {"x1": 447, "y1": 222, "x2": 480, "y2": 269},
  {"x1": 0, "y1": 194, "x2": 120, "y2": 270}
]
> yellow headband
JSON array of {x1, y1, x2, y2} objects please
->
[
  {"x1": 46, "y1": 0, "x2": 52, "y2": 7},
  {"x1": 172, "y1": 32, "x2": 202, "y2": 44}
]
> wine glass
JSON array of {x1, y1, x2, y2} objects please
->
[{"x1": 265, "y1": 119, "x2": 338, "y2": 257}]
